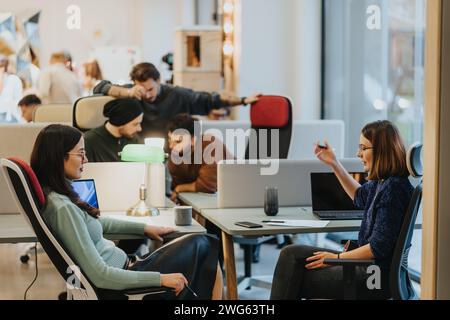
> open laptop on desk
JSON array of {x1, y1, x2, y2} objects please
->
[{"x1": 310, "y1": 172, "x2": 365, "y2": 220}]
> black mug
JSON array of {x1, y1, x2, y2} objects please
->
[{"x1": 264, "y1": 187, "x2": 279, "y2": 216}]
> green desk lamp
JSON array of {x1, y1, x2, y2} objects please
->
[{"x1": 121, "y1": 144, "x2": 165, "y2": 217}]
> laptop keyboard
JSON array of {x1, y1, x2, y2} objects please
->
[{"x1": 314, "y1": 211, "x2": 363, "y2": 220}]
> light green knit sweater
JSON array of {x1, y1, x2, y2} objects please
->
[{"x1": 42, "y1": 192, "x2": 161, "y2": 290}]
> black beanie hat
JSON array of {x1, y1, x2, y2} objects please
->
[{"x1": 103, "y1": 98, "x2": 143, "y2": 126}]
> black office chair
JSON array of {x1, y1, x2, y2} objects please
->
[
  {"x1": 1, "y1": 157, "x2": 173, "y2": 300},
  {"x1": 324, "y1": 142, "x2": 423, "y2": 300}
]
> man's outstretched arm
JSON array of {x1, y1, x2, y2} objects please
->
[{"x1": 93, "y1": 80, "x2": 143, "y2": 99}]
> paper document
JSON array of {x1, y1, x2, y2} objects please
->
[{"x1": 264, "y1": 219, "x2": 330, "y2": 228}]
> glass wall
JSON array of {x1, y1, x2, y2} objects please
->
[
  {"x1": 323, "y1": 0, "x2": 425, "y2": 282},
  {"x1": 323, "y1": 0, "x2": 425, "y2": 154}
]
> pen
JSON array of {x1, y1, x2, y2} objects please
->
[
  {"x1": 262, "y1": 220, "x2": 286, "y2": 223},
  {"x1": 185, "y1": 283, "x2": 198, "y2": 298}
]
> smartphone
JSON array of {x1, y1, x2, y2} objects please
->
[{"x1": 235, "y1": 221, "x2": 263, "y2": 228}]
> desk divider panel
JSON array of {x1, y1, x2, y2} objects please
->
[
  {"x1": 217, "y1": 159, "x2": 363, "y2": 208},
  {"x1": 82, "y1": 162, "x2": 146, "y2": 212}
]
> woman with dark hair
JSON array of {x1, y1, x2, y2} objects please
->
[
  {"x1": 30, "y1": 124, "x2": 223, "y2": 299},
  {"x1": 270, "y1": 120, "x2": 414, "y2": 300}
]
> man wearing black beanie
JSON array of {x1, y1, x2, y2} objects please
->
[{"x1": 84, "y1": 98, "x2": 144, "y2": 162}]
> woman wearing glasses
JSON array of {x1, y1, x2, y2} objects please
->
[
  {"x1": 270, "y1": 120, "x2": 414, "y2": 300},
  {"x1": 30, "y1": 124, "x2": 223, "y2": 299}
]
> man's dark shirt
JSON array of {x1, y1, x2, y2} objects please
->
[{"x1": 84, "y1": 124, "x2": 139, "y2": 162}]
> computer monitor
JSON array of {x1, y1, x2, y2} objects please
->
[{"x1": 72, "y1": 179, "x2": 99, "y2": 209}]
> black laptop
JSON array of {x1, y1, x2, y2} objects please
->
[{"x1": 310, "y1": 172, "x2": 365, "y2": 220}]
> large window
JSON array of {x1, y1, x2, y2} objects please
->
[
  {"x1": 323, "y1": 0, "x2": 425, "y2": 153},
  {"x1": 323, "y1": 0, "x2": 425, "y2": 282}
]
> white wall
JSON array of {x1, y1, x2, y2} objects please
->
[
  {"x1": 235, "y1": 0, "x2": 322, "y2": 121},
  {"x1": 291, "y1": 0, "x2": 322, "y2": 120},
  {"x1": 137, "y1": 0, "x2": 183, "y2": 82},
  {"x1": 197, "y1": 0, "x2": 217, "y2": 25},
  {"x1": 130, "y1": 0, "x2": 197, "y2": 83}
]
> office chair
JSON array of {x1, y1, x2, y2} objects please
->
[
  {"x1": 324, "y1": 142, "x2": 423, "y2": 300},
  {"x1": 237, "y1": 96, "x2": 293, "y2": 290},
  {"x1": 245, "y1": 95, "x2": 293, "y2": 160},
  {"x1": 33, "y1": 104, "x2": 73, "y2": 123},
  {"x1": 1, "y1": 157, "x2": 173, "y2": 300},
  {"x1": 72, "y1": 95, "x2": 114, "y2": 132}
]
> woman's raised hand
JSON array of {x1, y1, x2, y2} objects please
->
[{"x1": 314, "y1": 141, "x2": 337, "y2": 168}]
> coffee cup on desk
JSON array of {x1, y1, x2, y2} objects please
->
[{"x1": 174, "y1": 206, "x2": 193, "y2": 226}]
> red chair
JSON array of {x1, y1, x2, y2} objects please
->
[
  {"x1": 1, "y1": 157, "x2": 171, "y2": 300},
  {"x1": 246, "y1": 95, "x2": 293, "y2": 159}
]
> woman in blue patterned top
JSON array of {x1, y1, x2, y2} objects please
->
[{"x1": 270, "y1": 120, "x2": 413, "y2": 300}]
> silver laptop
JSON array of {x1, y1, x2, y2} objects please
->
[{"x1": 310, "y1": 172, "x2": 365, "y2": 220}]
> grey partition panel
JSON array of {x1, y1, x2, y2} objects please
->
[
  {"x1": 288, "y1": 120, "x2": 345, "y2": 159},
  {"x1": 217, "y1": 159, "x2": 363, "y2": 208},
  {"x1": 200, "y1": 120, "x2": 251, "y2": 159}
]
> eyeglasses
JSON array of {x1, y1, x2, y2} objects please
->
[
  {"x1": 67, "y1": 151, "x2": 87, "y2": 159},
  {"x1": 358, "y1": 145, "x2": 373, "y2": 152}
]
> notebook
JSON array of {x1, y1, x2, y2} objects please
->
[
  {"x1": 310, "y1": 172, "x2": 365, "y2": 220},
  {"x1": 72, "y1": 179, "x2": 99, "y2": 209}
]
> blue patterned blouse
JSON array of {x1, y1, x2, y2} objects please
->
[{"x1": 354, "y1": 176, "x2": 414, "y2": 268}]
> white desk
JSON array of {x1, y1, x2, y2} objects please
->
[{"x1": 178, "y1": 192, "x2": 362, "y2": 300}]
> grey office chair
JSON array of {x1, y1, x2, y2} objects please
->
[
  {"x1": 1, "y1": 157, "x2": 173, "y2": 300},
  {"x1": 72, "y1": 95, "x2": 114, "y2": 132},
  {"x1": 324, "y1": 142, "x2": 423, "y2": 300},
  {"x1": 33, "y1": 104, "x2": 73, "y2": 123}
]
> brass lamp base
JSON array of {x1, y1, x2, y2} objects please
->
[{"x1": 126, "y1": 199, "x2": 160, "y2": 217}]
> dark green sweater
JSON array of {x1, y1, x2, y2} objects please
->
[{"x1": 84, "y1": 125, "x2": 139, "y2": 162}]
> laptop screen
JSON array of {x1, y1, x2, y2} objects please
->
[
  {"x1": 72, "y1": 179, "x2": 99, "y2": 209},
  {"x1": 311, "y1": 172, "x2": 366, "y2": 211}
]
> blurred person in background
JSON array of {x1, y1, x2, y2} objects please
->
[
  {"x1": 38, "y1": 51, "x2": 82, "y2": 104},
  {"x1": 0, "y1": 55, "x2": 23, "y2": 123},
  {"x1": 82, "y1": 59, "x2": 103, "y2": 96},
  {"x1": 18, "y1": 94, "x2": 42, "y2": 123}
]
